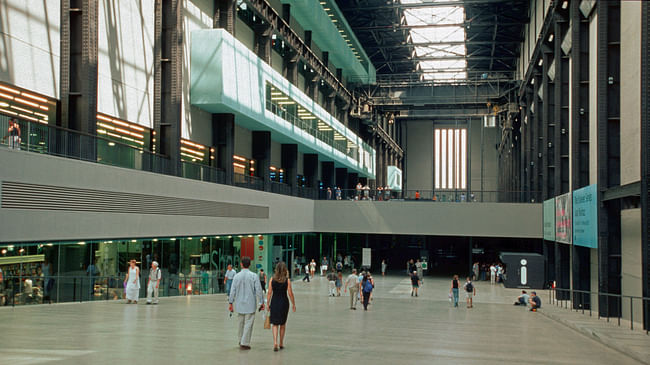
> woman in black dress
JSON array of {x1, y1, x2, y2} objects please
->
[{"x1": 267, "y1": 261, "x2": 296, "y2": 351}]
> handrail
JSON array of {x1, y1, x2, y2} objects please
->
[
  {"x1": 550, "y1": 287, "x2": 650, "y2": 334},
  {"x1": 1, "y1": 116, "x2": 541, "y2": 204},
  {"x1": 320, "y1": 188, "x2": 542, "y2": 204}
]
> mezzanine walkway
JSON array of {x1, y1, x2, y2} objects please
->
[{"x1": 0, "y1": 276, "x2": 644, "y2": 364}]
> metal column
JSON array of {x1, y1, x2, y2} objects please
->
[
  {"x1": 641, "y1": 0, "x2": 650, "y2": 332},
  {"x1": 542, "y1": 45, "x2": 554, "y2": 200},
  {"x1": 154, "y1": 0, "x2": 183, "y2": 175},
  {"x1": 60, "y1": 0, "x2": 99, "y2": 160},
  {"x1": 597, "y1": 0, "x2": 622, "y2": 317},
  {"x1": 571, "y1": 0, "x2": 591, "y2": 190},
  {"x1": 554, "y1": 17, "x2": 570, "y2": 196},
  {"x1": 213, "y1": 0, "x2": 236, "y2": 33}
]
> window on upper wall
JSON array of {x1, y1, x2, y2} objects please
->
[{"x1": 434, "y1": 128, "x2": 467, "y2": 190}]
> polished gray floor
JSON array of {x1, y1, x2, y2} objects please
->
[{"x1": 0, "y1": 275, "x2": 643, "y2": 364}]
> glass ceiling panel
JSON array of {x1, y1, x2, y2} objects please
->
[{"x1": 401, "y1": 0, "x2": 466, "y2": 81}]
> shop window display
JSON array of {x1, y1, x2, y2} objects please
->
[{"x1": 0, "y1": 234, "x2": 280, "y2": 306}]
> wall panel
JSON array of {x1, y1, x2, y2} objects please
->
[
  {"x1": 0, "y1": 0, "x2": 60, "y2": 98},
  {"x1": 97, "y1": 0, "x2": 154, "y2": 127}
]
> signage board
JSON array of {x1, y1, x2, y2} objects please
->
[
  {"x1": 555, "y1": 193, "x2": 572, "y2": 244},
  {"x1": 387, "y1": 166, "x2": 402, "y2": 191},
  {"x1": 573, "y1": 184, "x2": 598, "y2": 248},
  {"x1": 362, "y1": 248, "x2": 371, "y2": 268},
  {"x1": 543, "y1": 198, "x2": 555, "y2": 241}
]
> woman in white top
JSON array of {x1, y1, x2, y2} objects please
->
[
  {"x1": 309, "y1": 259, "x2": 316, "y2": 278},
  {"x1": 124, "y1": 259, "x2": 140, "y2": 304}
]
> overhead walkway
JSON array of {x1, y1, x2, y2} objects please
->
[{"x1": 1, "y1": 148, "x2": 540, "y2": 243}]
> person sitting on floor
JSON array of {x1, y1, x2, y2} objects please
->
[
  {"x1": 514, "y1": 290, "x2": 529, "y2": 306},
  {"x1": 529, "y1": 291, "x2": 541, "y2": 311}
]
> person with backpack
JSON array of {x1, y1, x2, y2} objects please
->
[
  {"x1": 361, "y1": 274, "x2": 373, "y2": 311},
  {"x1": 463, "y1": 277, "x2": 476, "y2": 308}
]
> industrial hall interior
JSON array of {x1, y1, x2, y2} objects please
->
[{"x1": 1, "y1": 0, "x2": 649, "y2": 364}]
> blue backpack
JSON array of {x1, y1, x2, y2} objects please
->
[{"x1": 363, "y1": 280, "x2": 373, "y2": 293}]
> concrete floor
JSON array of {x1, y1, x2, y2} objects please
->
[{"x1": 0, "y1": 275, "x2": 642, "y2": 365}]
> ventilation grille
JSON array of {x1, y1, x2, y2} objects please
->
[{"x1": 1, "y1": 181, "x2": 269, "y2": 219}]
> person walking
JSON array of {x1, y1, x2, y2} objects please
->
[
  {"x1": 415, "y1": 259, "x2": 423, "y2": 283},
  {"x1": 225, "y1": 264, "x2": 236, "y2": 296},
  {"x1": 228, "y1": 257, "x2": 264, "y2": 350},
  {"x1": 302, "y1": 263, "x2": 310, "y2": 282},
  {"x1": 408, "y1": 259, "x2": 416, "y2": 276},
  {"x1": 472, "y1": 262, "x2": 479, "y2": 281},
  {"x1": 449, "y1": 275, "x2": 460, "y2": 307},
  {"x1": 309, "y1": 259, "x2": 316, "y2": 278},
  {"x1": 410, "y1": 271, "x2": 420, "y2": 297},
  {"x1": 327, "y1": 269, "x2": 337, "y2": 296},
  {"x1": 267, "y1": 262, "x2": 296, "y2": 351},
  {"x1": 489, "y1": 264, "x2": 497, "y2": 284},
  {"x1": 464, "y1": 277, "x2": 476, "y2": 308},
  {"x1": 146, "y1": 261, "x2": 161, "y2": 305},
  {"x1": 361, "y1": 274, "x2": 373, "y2": 311},
  {"x1": 124, "y1": 259, "x2": 140, "y2": 304},
  {"x1": 345, "y1": 269, "x2": 359, "y2": 310},
  {"x1": 259, "y1": 269, "x2": 267, "y2": 293},
  {"x1": 335, "y1": 271, "x2": 343, "y2": 296},
  {"x1": 381, "y1": 260, "x2": 387, "y2": 276}
]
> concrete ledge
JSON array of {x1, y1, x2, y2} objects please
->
[{"x1": 539, "y1": 309, "x2": 649, "y2": 365}]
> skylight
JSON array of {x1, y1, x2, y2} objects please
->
[{"x1": 401, "y1": 0, "x2": 467, "y2": 81}]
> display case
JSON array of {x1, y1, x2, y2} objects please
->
[{"x1": 0, "y1": 254, "x2": 45, "y2": 305}]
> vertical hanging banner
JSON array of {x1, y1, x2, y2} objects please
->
[
  {"x1": 362, "y1": 248, "x2": 371, "y2": 268},
  {"x1": 241, "y1": 237, "x2": 255, "y2": 261},
  {"x1": 543, "y1": 198, "x2": 556, "y2": 240},
  {"x1": 572, "y1": 184, "x2": 598, "y2": 248},
  {"x1": 387, "y1": 166, "x2": 402, "y2": 191},
  {"x1": 555, "y1": 193, "x2": 572, "y2": 244}
]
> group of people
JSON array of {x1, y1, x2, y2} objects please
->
[
  {"x1": 123, "y1": 259, "x2": 161, "y2": 305},
  {"x1": 449, "y1": 275, "x2": 477, "y2": 308},
  {"x1": 299, "y1": 255, "x2": 356, "y2": 282},
  {"x1": 472, "y1": 261, "x2": 506, "y2": 284},
  {"x1": 514, "y1": 290, "x2": 542, "y2": 311},
  {"x1": 228, "y1": 257, "x2": 296, "y2": 351},
  {"x1": 406, "y1": 259, "x2": 424, "y2": 279},
  {"x1": 3, "y1": 118, "x2": 21, "y2": 149},
  {"x1": 323, "y1": 184, "x2": 394, "y2": 201},
  {"x1": 340, "y1": 269, "x2": 374, "y2": 310}
]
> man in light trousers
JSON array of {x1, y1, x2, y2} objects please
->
[
  {"x1": 146, "y1": 261, "x2": 161, "y2": 304},
  {"x1": 228, "y1": 257, "x2": 264, "y2": 350},
  {"x1": 345, "y1": 269, "x2": 359, "y2": 310}
]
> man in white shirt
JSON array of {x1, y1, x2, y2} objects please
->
[
  {"x1": 345, "y1": 269, "x2": 359, "y2": 310},
  {"x1": 224, "y1": 264, "x2": 236, "y2": 296},
  {"x1": 228, "y1": 257, "x2": 264, "y2": 350},
  {"x1": 320, "y1": 256, "x2": 329, "y2": 276},
  {"x1": 490, "y1": 264, "x2": 497, "y2": 284},
  {"x1": 146, "y1": 261, "x2": 162, "y2": 305}
]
